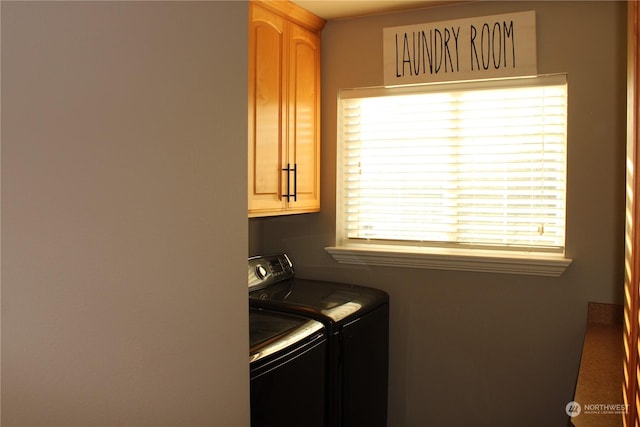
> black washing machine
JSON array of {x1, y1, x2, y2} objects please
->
[
  {"x1": 249, "y1": 307, "x2": 327, "y2": 427},
  {"x1": 248, "y1": 254, "x2": 389, "y2": 427}
]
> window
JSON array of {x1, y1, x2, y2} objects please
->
[{"x1": 327, "y1": 74, "x2": 572, "y2": 276}]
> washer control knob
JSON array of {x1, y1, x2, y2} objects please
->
[{"x1": 255, "y1": 265, "x2": 268, "y2": 280}]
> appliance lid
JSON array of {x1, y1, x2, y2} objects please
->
[
  {"x1": 250, "y1": 277, "x2": 389, "y2": 323},
  {"x1": 249, "y1": 308, "x2": 324, "y2": 364},
  {"x1": 248, "y1": 254, "x2": 389, "y2": 323}
]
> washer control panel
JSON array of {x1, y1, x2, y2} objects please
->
[{"x1": 248, "y1": 254, "x2": 295, "y2": 291}]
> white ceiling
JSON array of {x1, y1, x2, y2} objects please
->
[{"x1": 291, "y1": 0, "x2": 465, "y2": 20}]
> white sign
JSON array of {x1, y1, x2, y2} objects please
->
[{"x1": 383, "y1": 11, "x2": 537, "y2": 86}]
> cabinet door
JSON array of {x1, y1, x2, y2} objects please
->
[
  {"x1": 248, "y1": 5, "x2": 287, "y2": 214},
  {"x1": 287, "y1": 23, "x2": 321, "y2": 213}
]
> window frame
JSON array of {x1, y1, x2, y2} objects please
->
[{"x1": 327, "y1": 74, "x2": 572, "y2": 276}]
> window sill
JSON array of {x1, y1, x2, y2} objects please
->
[{"x1": 325, "y1": 245, "x2": 572, "y2": 277}]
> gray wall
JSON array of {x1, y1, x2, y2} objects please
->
[
  {"x1": 252, "y1": 1, "x2": 627, "y2": 426},
  {"x1": 2, "y1": 2, "x2": 250, "y2": 426}
]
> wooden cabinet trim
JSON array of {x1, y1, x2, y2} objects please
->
[{"x1": 251, "y1": 0, "x2": 326, "y2": 33}]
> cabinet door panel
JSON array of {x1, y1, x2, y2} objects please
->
[
  {"x1": 249, "y1": 7, "x2": 286, "y2": 213},
  {"x1": 254, "y1": 24, "x2": 282, "y2": 195},
  {"x1": 288, "y1": 24, "x2": 320, "y2": 212}
]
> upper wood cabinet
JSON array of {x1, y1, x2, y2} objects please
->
[{"x1": 248, "y1": 1, "x2": 325, "y2": 217}]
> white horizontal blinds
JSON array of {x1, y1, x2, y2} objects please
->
[
  {"x1": 342, "y1": 93, "x2": 459, "y2": 243},
  {"x1": 339, "y1": 75, "x2": 567, "y2": 251}
]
